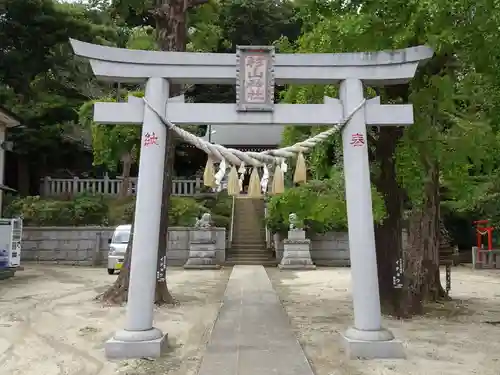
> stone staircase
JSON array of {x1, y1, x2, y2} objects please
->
[{"x1": 227, "y1": 197, "x2": 277, "y2": 265}]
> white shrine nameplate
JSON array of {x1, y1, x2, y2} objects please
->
[{"x1": 236, "y1": 46, "x2": 275, "y2": 112}]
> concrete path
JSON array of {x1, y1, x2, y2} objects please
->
[{"x1": 197, "y1": 265, "x2": 315, "y2": 375}]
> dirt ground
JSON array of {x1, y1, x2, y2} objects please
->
[
  {"x1": 1, "y1": 264, "x2": 500, "y2": 375},
  {"x1": 0, "y1": 264, "x2": 230, "y2": 375},
  {"x1": 268, "y1": 265, "x2": 500, "y2": 375}
]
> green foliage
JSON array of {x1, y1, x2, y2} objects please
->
[
  {"x1": 194, "y1": 192, "x2": 233, "y2": 228},
  {"x1": 168, "y1": 197, "x2": 207, "y2": 227},
  {"x1": 216, "y1": 0, "x2": 301, "y2": 51},
  {"x1": 107, "y1": 196, "x2": 136, "y2": 224},
  {"x1": 5, "y1": 194, "x2": 109, "y2": 226},
  {"x1": 0, "y1": 0, "x2": 119, "y2": 181},
  {"x1": 275, "y1": 0, "x2": 500, "y2": 231},
  {"x1": 126, "y1": 25, "x2": 157, "y2": 50},
  {"x1": 79, "y1": 96, "x2": 141, "y2": 171},
  {"x1": 7, "y1": 194, "x2": 232, "y2": 228},
  {"x1": 266, "y1": 169, "x2": 386, "y2": 234}
]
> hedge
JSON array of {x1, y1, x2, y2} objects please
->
[
  {"x1": 265, "y1": 173, "x2": 386, "y2": 234},
  {"x1": 5, "y1": 193, "x2": 233, "y2": 228}
]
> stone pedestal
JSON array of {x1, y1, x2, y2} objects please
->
[
  {"x1": 278, "y1": 230, "x2": 316, "y2": 270},
  {"x1": 184, "y1": 229, "x2": 220, "y2": 269},
  {"x1": 341, "y1": 327, "x2": 405, "y2": 359}
]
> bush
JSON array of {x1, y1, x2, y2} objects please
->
[
  {"x1": 266, "y1": 172, "x2": 386, "y2": 235},
  {"x1": 5, "y1": 194, "x2": 109, "y2": 226},
  {"x1": 6, "y1": 193, "x2": 232, "y2": 228},
  {"x1": 169, "y1": 196, "x2": 207, "y2": 226},
  {"x1": 196, "y1": 191, "x2": 233, "y2": 218},
  {"x1": 107, "y1": 196, "x2": 136, "y2": 225}
]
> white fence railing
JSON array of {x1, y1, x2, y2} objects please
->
[{"x1": 40, "y1": 176, "x2": 203, "y2": 197}]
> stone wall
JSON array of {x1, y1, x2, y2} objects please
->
[
  {"x1": 274, "y1": 231, "x2": 408, "y2": 266},
  {"x1": 21, "y1": 226, "x2": 226, "y2": 266}
]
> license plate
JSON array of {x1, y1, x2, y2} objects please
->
[{"x1": 115, "y1": 263, "x2": 123, "y2": 270}]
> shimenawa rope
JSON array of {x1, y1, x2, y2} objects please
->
[
  {"x1": 142, "y1": 98, "x2": 366, "y2": 167},
  {"x1": 142, "y1": 97, "x2": 366, "y2": 195}
]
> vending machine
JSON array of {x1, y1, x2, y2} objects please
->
[{"x1": 0, "y1": 217, "x2": 22, "y2": 269}]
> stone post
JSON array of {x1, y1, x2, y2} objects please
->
[
  {"x1": 339, "y1": 78, "x2": 404, "y2": 359},
  {"x1": 184, "y1": 229, "x2": 220, "y2": 269},
  {"x1": 105, "y1": 77, "x2": 169, "y2": 359},
  {"x1": 278, "y1": 230, "x2": 315, "y2": 270}
]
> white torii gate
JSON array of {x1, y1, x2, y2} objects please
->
[{"x1": 70, "y1": 39, "x2": 433, "y2": 360}]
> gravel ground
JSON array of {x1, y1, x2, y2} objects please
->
[
  {"x1": 268, "y1": 265, "x2": 500, "y2": 375},
  {"x1": 0, "y1": 264, "x2": 230, "y2": 375},
  {"x1": 2, "y1": 263, "x2": 499, "y2": 375}
]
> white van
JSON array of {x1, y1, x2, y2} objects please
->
[{"x1": 107, "y1": 224, "x2": 131, "y2": 275}]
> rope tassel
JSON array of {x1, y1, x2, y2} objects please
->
[
  {"x1": 142, "y1": 97, "x2": 366, "y2": 187},
  {"x1": 203, "y1": 157, "x2": 216, "y2": 188},
  {"x1": 271, "y1": 164, "x2": 285, "y2": 195},
  {"x1": 293, "y1": 152, "x2": 307, "y2": 184},
  {"x1": 247, "y1": 167, "x2": 262, "y2": 197},
  {"x1": 227, "y1": 165, "x2": 240, "y2": 196}
]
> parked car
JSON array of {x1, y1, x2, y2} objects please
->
[{"x1": 107, "y1": 224, "x2": 131, "y2": 275}]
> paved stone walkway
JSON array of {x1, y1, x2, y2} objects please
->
[{"x1": 197, "y1": 265, "x2": 315, "y2": 375}]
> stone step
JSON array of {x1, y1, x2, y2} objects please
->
[
  {"x1": 228, "y1": 249, "x2": 272, "y2": 255},
  {"x1": 232, "y1": 228, "x2": 265, "y2": 232},
  {"x1": 231, "y1": 196, "x2": 267, "y2": 267},
  {"x1": 234, "y1": 209, "x2": 265, "y2": 213},
  {"x1": 232, "y1": 236, "x2": 264, "y2": 241},
  {"x1": 234, "y1": 224, "x2": 264, "y2": 226},
  {"x1": 232, "y1": 228, "x2": 266, "y2": 234},
  {"x1": 232, "y1": 237, "x2": 266, "y2": 241},
  {"x1": 234, "y1": 206, "x2": 264, "y2": 210},
  {"x1": 228, "y1": 252, "x2": 271, "y2": 258},
  {"x1": 232, "y1": 230, "x2": 265, "y2": 235},
  {"x1": 231, "y1": 242, "x2": 267, "y2": 247},
  {"x1": 227, "y1": 255, "x2": 273, "y2": 260},
  {"x1": 233, "y1": 224, "x2": 265, "y2": 228},
  {"x1": 233, "y1": 233, "x2": 265, "y2": 237},
  {"x1": 225, "y1": 259, "x2": 278, "y2": 266},
  {"x1": 233, "y1": 213, "x2": 265, "y2": 217},
  {"x1": 233, "y1": 223, "x2": 266, "y2": 229},
  {"x1": 227, "y1": 257, "x2": 274, "y2": 263},
  {"x1": 231, "y1": 241, "x2": 266, "y2": 245},
  {"x1": 230, "y1": 243, "x2": 268, "y2": 248},
  {"x1": 232, "y1": 242, "x2": 266, "y2": 246}
]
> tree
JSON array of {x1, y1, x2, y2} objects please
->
[
  {"x1": 99, "y1": 0, "x2": 217, "y2": 305},
  {"x1": 0, "y1": 0, "x2": 118, "y2": 194},
  {"x1": 79, "y1": 97, "x2": 141, "y2": 197},
  {"x1": 96, "y1": 0, "x2": 304, "y2": 304},
  {"x1": 278, "y1": 0, "x2": 500, "y2": 316}
]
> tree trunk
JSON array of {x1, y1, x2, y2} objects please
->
[
  {"x1": 152, "y1": 0, "x2": 207, "y2": 304},
  {"x1": 99, "y1": 222, "x2": 134, "y2": 304},
  {"x1": 400, "y1": 159, "x2": 446, "y2": 317},
  {"x1": 155, "y1": 132, "x2": 176, "y2": 305},
  {"x1": 99, "y1": 0, "x2": 209, "y2": 305},
  {"x1": 119, "y1": 152, "x2": 132, "y2": 198},
  {"x1": 372, "y1": 127, "x2": 405, "y2": 317}
]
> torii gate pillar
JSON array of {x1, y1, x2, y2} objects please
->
[
  {"x1": 340, "y1": 79, "x2": 404, "y2": 358},
  {"x1": 105, "y1": 78, "x2": 170, "y2": 359}
]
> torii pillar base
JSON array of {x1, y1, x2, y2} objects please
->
[
  {"x1": 341, "y1": 327, "x2": 405, "y2": 360},
  {"x1": 105, "y1": 328, "x2": 168, "y2": 359}
]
